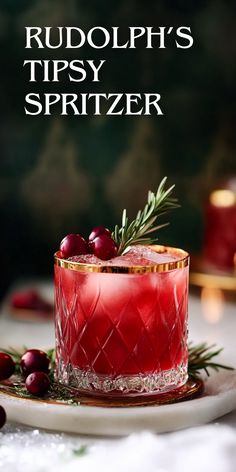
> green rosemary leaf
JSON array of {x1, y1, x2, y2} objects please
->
[
  {"x1": 122, "y1": 209, "x2": 127, "y2": 228},
  {"x1": 13, "y1": 384, "x2": 31, "y2": 397},
  {"x1": 47, "y1": 348, "x2": 56, "y2": 368},
  {"x1": 72, "y1": 445, "x2": 88, "y2": 457}
]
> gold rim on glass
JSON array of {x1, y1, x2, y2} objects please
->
[{"x1": 54, "y1": 245, "x2": 189, "y2": 274}]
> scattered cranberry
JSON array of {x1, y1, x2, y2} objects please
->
[
  {"x1": 11, "y1": 290, "x2": 52, "y2": 313},
  {"x1": 20, "y1": 349, "x2": 50, "y2": 377},
  {"x1": 0, "y1": 405, "x2": 6, "y2": 428},
  {"x1": 0, "y1": 353, "x2": 15, "y2": 380},
  {"x1": 60, "y1": 234, "x2": 88, "y2": 258},
  {"x1": 88, "y1": 226, "x2": 111, "y2": 242},
  {"x1": 25, "y1": 371, "x2": 50, "y2": 396},
  {"x1": 89, "y1": 234, "x2": 118, "y2": 260}
]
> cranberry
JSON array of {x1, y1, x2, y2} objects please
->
[
  {"x1": 11, "y1": 290, "x2": 52, "y2": 313},
  {"x1": 60, "y1": 234, "x2": 88, "y2": 258},
  {"x1": 0, "y1": 353, "x2": 15, "y2": 380},
  {"x1": 88, "y1": 226, "x2": 111, "y2": 242},
  {"x1": 89, "y1": 234, "x2": 118, "y2": 260},
  {"x1": 20, "y1": 349, "x2": 50, "y2": 377},
  {"x1": 25, "y1": 371, "x2": 50, "y2": 396},
  {"x1": 0, "y1": 405, "x2": 6, "y2": 429}
]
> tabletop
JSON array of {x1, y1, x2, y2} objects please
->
[{"x1": 0, "y1": 282, "x2": 236, "y2": 471}]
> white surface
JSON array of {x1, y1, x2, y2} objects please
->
[
  {"x1": 1, "y1": 424, "x2": 236, "y2": 472},
  {"x1": 0, "y1": 287, "x2": 236, "y2": 469}
]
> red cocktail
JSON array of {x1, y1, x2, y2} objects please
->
[{"x1": 54, "y1": 245, "x2": 189, "y2": 397}]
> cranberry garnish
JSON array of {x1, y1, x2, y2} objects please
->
[
  {"x1": 20, "y1": 349, "x2": 50, "y2": 377},
  {"x1": 25, "y1": 371, "x2": 50, "y2": 396},
  {"x1": 0, "y1": 353, "x2": 15, "y2": 380},
  {"x1": 0, "y1": 405, "x2": 6, "y2": 429},
  {"x1": 60, "y1": 234, "x2": 89, "y2": 258},
  {"x1": 11, "y1": 290, "x2": 52, "y2": 313},
  {"x1": 88, "y1": 226, "x2": 111, "y2": 242},
  {"x1": 89, "y1": 234, "x2": 118, "y2": 260}
]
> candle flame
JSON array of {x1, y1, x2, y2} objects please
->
[
  {"x1": 201, "y1": 287, "x2": 224, "y2": 323},
  {"x1": 210, "y1": 190, "x2": 236, "y2": 207}
]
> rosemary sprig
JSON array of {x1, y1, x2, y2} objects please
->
[
  {"x1": 112, "y1": 176, "x2": 180, "y2": 255},
  {"x1": 72, "y1": 445, "x2": 88, "y2": 457},
  {"x1": 47, "y1": 381, "x2": 80, "y2": 405},
  {"x1": 188, "y1": 342, "x2": 234, "y2": 377},
  {"x1": 4, "y1": 380, "x2": 80, "y2": 405}
]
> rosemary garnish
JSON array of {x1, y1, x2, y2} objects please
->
[
  {"x1": 188, "y1": 342, "x2": 233, "y2": 377},
  {"x1": 47, "y1": 381, "x2": 80, "y2": 405},
  {"x1": 112, "y1": 177, "x2": 179, "y2": 255},
  {"x1": 72, "y1": 445, "x2": 88, "y2": 456},
  {"x1": 12, "y1": 383, "x2": 32, "y2": 398},
  {"x1": 4, "y1": 377, "x2": 80, "y2": 405}
]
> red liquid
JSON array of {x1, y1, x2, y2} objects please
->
[{"x1": 55, "y1": 259, "x2": 189, "y2": 383}]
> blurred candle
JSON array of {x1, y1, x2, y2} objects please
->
[
  {"x1": 201, "y1": 287, "x2": 224, "y2": 324},
  {"x1": 203, "y1": 180, "x2": 236, "y2": 272}
]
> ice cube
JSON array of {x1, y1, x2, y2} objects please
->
[
  {"x1": 68, "y1": 254, "x2": 106, "y2": 265},
  {"x1": 106, "y1": 256, "x2": 137, "y2": 267},
  {"x1": 106, "y1": 246, "x2": 156, "y2": 267},
  {"x1": 125, "y1": 245, "x2": 179, "y2": 264}
]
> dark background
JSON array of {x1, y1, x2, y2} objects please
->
[{"x1": 0, "y1": 0, "x2": 236, "y2": 299}]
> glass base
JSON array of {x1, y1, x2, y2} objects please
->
[{"x1": 56, "y1": 359, "x2": 188, "y2": 397}]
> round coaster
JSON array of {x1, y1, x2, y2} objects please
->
[
  {"x1": 0, "y1": 376, "x2": 203, "y2": 408},
  {"x1": 78, "y1": 377, "x2": 203, "y2": 407}
]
